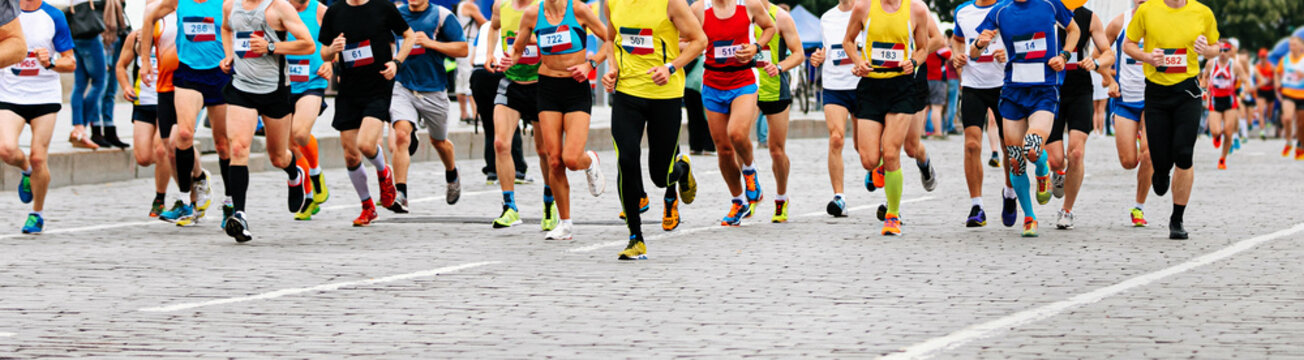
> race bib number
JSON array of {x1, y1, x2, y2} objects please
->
[
  {"x1": 1065, "y1": 51, "x2": 1081, "y2": 70},
  {"x1": 10, "y1": 51, "x2": 41, "y2": 76},
  {"x1": 967, "y1": 38, "x2": 998, "y2": 63},
  {"x1": 519, "y1": 45, "x2": 540, "y2": 64},
  {"x1": 181, "y1": 16, "x2": 217, "y2": 42},
  {"x1": 755, "y1": 48, "x2": 772, "y2": 66},
  {"x1": 619, "y1": 27, "x2": 654, "y2": 55},
  {"x1": 1012, "y1": 62, "x2": 1045, "y2": 84},
  {"x1": 538, "y1": 27, "x2": 573, "y2": 49},
  {"x1": 1012, "y1": 32, "x2": 1048, "y2": 60},
  {"x1": 234, "y1": 31, "x2": 264, "y2": 58},
  {"x1": 409, "y1": 42, "x2": 426, "y2": 56},
  {"x1": 713, "y1": 44, "x2": 741, "y2": 60},
  {"x1": 1159, "y1": 49, "x2": 1188, "y2": 73},
  {"x1": 870, "y1": 47, "x2": 903, "y2": 64},
  {"x1": 1283, "y1": 70, "x2": 1302, "y2": 86},
  {"x1": 829, "y1": 44, "x2": 850, "y2": 66},
  {"x1": 342, "y1": 40, "x2": 375, "y2": 67},
  {"x1": 289, "y1": 59, "x2": 311, "y2": 82}
]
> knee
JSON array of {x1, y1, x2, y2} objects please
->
[
  {"x1": 357, "y1": 138, "x2": 379, "y2": 155},
  {"x1": 28, "y1": 153, "x2": 46, "y2": 170},
  {"x1": 344, "y1": 152, "x2": 362, "y2": 167},
  {"x1": 768, "y1": 144, "x2": 786, "y2": 159},
  {"x1": 1119, "y1": 153, "x2": 1138, "y2": 170},
  {"x1": 829, "y1": 133, "x2": 845, "y2": 150},
  {"x1": 964, "y1": 138, "x2": 982, "y2": 154},
  {"x1": 229, "y1": 140, "x2": 251, "y2": 160},
  {"x1": 728, "y1": 129, "x2": 750, "y2": 145},
  {"x1": 492, "y1": 137, "x2": 511, "y2": 153},
  {"x1": 174, "y1": 128, "x2": 195, "y2": 145},
  {"x1": 269, "y1": 151, "x2": 292, "y2": 168},
  {"x1": 0, "y1": 144, "x2": 20, "y2": 161},
  {"x1": 1174, "y1": 149, "x2": 1194, "y2": 169},
  {"x1": 393, "y1": 132, "x2": 411, "y2": 149},
  {"x1": 562, "y1": 153, "x2": 584, "y2": 171},
  {"x1": 292, "y1": 131, "x2": 311, "y2": 147},
  {"x1": 1068, "y1": 147, "x2": 1085, "y2": 165},
  {"x1": 135, "y1": 151, "x2": 153, "y2": 167}
]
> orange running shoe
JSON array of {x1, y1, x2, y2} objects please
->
[
  {"x1": 1296, "y1": 147, "x2": 1304, "y2": 160},
  {"x1": 881, "y1": 214, "x2": 901, "y2": 236},
  {"x1": 1217, "y1": 157, "x2": 1226, "y2": 170},
  {"x1": 1213, "y1": 136, "x2": 1221, "y2": 149},
  {"x1": 1283, "y1": 144, "x2": 1293, "y2": 157},
  {"x1": 353, "y1": 202, "x2": 378, "y2": 227},
  {"x1": 872, "y1": 165, "x2": 885, "y2": 189}
]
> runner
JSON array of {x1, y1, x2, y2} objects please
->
[
  {"x1": 318, "y1": 0, "x2": 416, "y2": 226},
  {"x1": 469, "y1": 18, "x2": 530, "y2": 184},
  {"x1": 1104, "y1": 0, "x2": 1152, "y2": 228},
  {"x1": 1202, "y1": 41, "x2": 1248, "y2": 169},
  {"x1": 603, "y1": 0, "x2": 704, "y2": 259},
  {"x1": 215, "y1": 0, "x2": 315, "y2": 241},
  {"x1": 971, "y1": 0, "x2": 1079, "y2": 237},
  {"x1": 0, "y1": 0, "x2": 73, "y2": 234},
  {"x1": 508, "y1": 0, "x2": 608, "y2": 239},
  {"x1": 841, "y1": 0, "x2": 931, "y2": 235},
  {"x1": 1046, "y1": 4, "x2": 1114, "y2": 230},
  {"x1": 386, "y1": 0, "x2": 467, "y2": 214},
  {"x1": 809, "y1": 0, "x2": 856, "y2": 217},
  {"x1": 142, "y1": 0, "x2": 226, "y2": 227},
  {"x1": 113, "y1": 24, "x2": 174, "y2": 218},
  {"x1": 456, "y1": 0, "x2": 486, "y2": 123},
  {"x1": 691, "y1": 0, "x2": 775, "y2": 227},
  {"x1": 1122, "y1": 0, "x2": 1219, "y2": 239},
  {"x1": 951, "y1": 0, "x2": 1012, "y2": 227},
  {"x1": 287, "y1": 0, "x2": 331, "y2": 221},
  {"x1": 1252, "y1": 48, "x2": 1275, "y2": 142},
  {"x1": 751, "y1": 0, "x2": 803, "y2": 223},
  {"x1": 485, "y1": 0, "x2": 556, "y2": 230},
  {"x1": 1277, "y1": 33, "x2": 1304, "y2": 160}
]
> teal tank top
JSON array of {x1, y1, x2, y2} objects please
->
[
  {"x1": 288, "y1": 3, "x2": 327, "y2": 93},
  {"x1": 534, "y1": 0, "x2": 585, "y2": 56},
  {"x1": 175, "y1": 0, "x2": 226, "y2": 70}
]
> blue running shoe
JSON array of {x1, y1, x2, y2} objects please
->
[
  {"x1": 742, "y1": 169, "x2": 763, "y2": 206},
  {"x1": 1232, "y1": 137, "x2": 1241, "y2": 152},
  {"x1": 966, "y1": 205, "x2": 987, "y2": 227},
  {"x1": 21, "y1": 213, "x2": 42, "y2": 234},
  {"x1": 158, "y1": 200, "x2": 191, "y2": 223},
  {"x1": 826, "y1": 196, "x2": 848, "y2": 217},
  {"x1": 864, "y1": 171, "x2": 877, "y2": 192},
  {"x1": 721, "y1": 199, "x2": 750, "y2": 226},
  {"x1": 18, "y1": 172, "x2": 31, "y2": 204},
  {"x1": 1001, "y1": 194, "x2": 1017, "y2": 227}
]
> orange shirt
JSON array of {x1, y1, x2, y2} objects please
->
[{"x1": 153, "y1": 13, "x2": 179, "y2": 93}]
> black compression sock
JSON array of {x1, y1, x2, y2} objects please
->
[
  {"x1": 396, "y1": 183, "x2": 407, "y2": 198},
  {"x1": 154, "y1": 192, "x2": 166, "y2": 202},
  {"x1": 175, "y1": 147, "x2": 195, "y2": 193},
  {"x1": 310, "y1": 173, "x2": 323, "y2": 190},
  {"x1": 445, "y1": 169, "x2": 458, "y2": 183},
  {"x1": 1171, "y1": 204, "x2": 1186, "y2": 223},
  {"x1": 219, "y1": 158, "x2": 231, "y2": 197},
  {"x1": 230, "y1": 165, "x2": 249, "y2": 212},
  {"x1": 282, "y1": 153, "x2": 300, "y2": 180}
]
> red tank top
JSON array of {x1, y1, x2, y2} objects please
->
[
  {"x1": 703, "y1": 2, "x2": 757, "y2": 90},
  {"x1": 1210, "y1": 58, "x2": 1236, "y2": 97},
  {"x1": 1257, "y1": 62, "x2": 1275, "y2": 90}
]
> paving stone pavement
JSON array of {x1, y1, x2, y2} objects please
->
[{"x1": 0, "y1": 132, "x2": 1301, "y2": 358}]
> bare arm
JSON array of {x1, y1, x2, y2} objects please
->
[
  {"x1": 484, "y1": 0, "x2": 501, "y2": 70},
  {"x1": 464, "y1": 2, "x2": 487, "y2": 26},
  {"x1": 746, "y1": 0, "x2": 776, "y2": 53},
  {"x1": 220, "y1": 0, "x2": 235, "y2": 71},
  {"x1": 394, "y1": 28, "x2": 416, "y2": 63},
  {"x1": 270, "y1": 0, "x2": 314, "y2": 55},
  {"x1": 138, "y1": 0, "x2": 176, "y2": 77},
  {"x1": 50, "y1": 49, "x2": 75, "y2": 72},
  {"x1": 508, "y1": 6, "x2": 536, "y2": 66},
  {"x1": 575, "y1": 1, "x2": 608, "y2": 63},
  {"x1": 842, "y1": 0, "x2": 868, "y2": 73},
  {"x1": 1087, "y1": 14, "x2": 1114, "y2": 72},
  {"x1": 115, "y1": 31, "x2": 139, "y2": 100},
  {"x1": 949, "y1": 34, "x2": 966, "y2": 69},
  {"x1": 908, "y1": 2, "x2": 931, "y2": 70},
  {"x1": 666, "y1": 0, "x2": 704, "y2": 70},
  {"x1": 774, "y1": 9, "x2": 803, "y2": 72},
  {"x1": 0, "y1": 18, "x2": 24, "y2": 68}
]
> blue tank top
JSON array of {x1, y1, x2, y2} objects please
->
[
  {"x1": 289, "y1": 3, "x2": 327, "y2": 93},
  {"x1": 534, "y1": 0, "x2": 585, "y2": 56},
  {"x1": 175, "y1": 0, "x2": 226, "y2": 70}
]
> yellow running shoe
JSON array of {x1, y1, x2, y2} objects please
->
[
  {"x1": 619, "y1": 195, "x2": 650, "y2": 220},
  {"x1": 1035, "y1": 175, "x2": 1051, "y2": 205},
  {"x1": 771, "y1": 199, "x2": 789, "y2": 223},
  {"x1": 311, "y1": 174, "x2": 329, "y2": 214},
  {"x1": 493, "y1": 207, "x2": 522, "y2": 228},
  {"x1": 541, "y1": 202, "x2": 559, "y2": 231},
  {"x1": 617, "y1": 238, "x2": 647, "y2": 260},
  {"x1": 1021, "y1": 217, "x2": 1039, "y2": 237},
  {"x1": 294, "y1": 199, "x2": 317, "y2": 221},
  {"x1": 677, "y1": 155, "x2": 697, "y2": 205},
  {"x1": 662, "y1": 198, "x2": 680, "y2": 231}
]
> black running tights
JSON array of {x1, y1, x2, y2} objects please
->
[{"x1": 611, "y1": 92, "x2": 686, "y2": 237}]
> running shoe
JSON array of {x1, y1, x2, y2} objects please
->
[
  {"x1": 1055, "y1": 209, "x2": 1074, "y2": 230},
  {"x1": 1217, "y1": 157, "x2": 1227, "y2": 170},
  {"x1": 1051, "y1": 171, "x2": 1065, "y2": 199},
  {"x1": 149, "y1": 198, "x2": 166, "y2": 218},
  {"x1": 1283, "y1": 144, "x2": 1292, "y2": 157},
  {"x1": 311, "y1": 173, "x2": 329, "y2": 211},
  {"x1": 662, "y1": 197, "x2": 679, "y2": 231},
  {"x1": 294, "y1": 199, "x2": 317, "y2": 221},
  {"x1": 966, "y1": 205, "x2": 986, "y2": 227},
  {"x1": 677, "y1": 154, "x2": 696, "y2": 205},
  {"x1": 288, "y1": 167, "x2": 307, "y2": 213},
  {"x1": 353, "y1": 202, "x2": 378, "y2": 227},
  {"x1": 486, "y1": 172, "x2": 499, "y2": 185},
  {"x1": 386, "y1": 191, "x2": 410, "y2": 214},
  {"x1": 378, "y1": 166, "x2": 397, "y2": 209},
  {"x1": 1296, "y1": 147, "x2": 1304, "y2": 160},
  {"x1": 742, "y1": 168, "x2": 763, "y2": 214},
  {"x1": 493, "y1": 206, "x2": 521, "y2": 228},
  {"x1": 771, "y1": 199, "x2": 789, "y2": 223},
  {"x1": 158, "y1": 200, "x2": 191, "y2": 223},
  {"x1": 585, "y1": 151, "x2": 605, "y2": 197},
  {"x1": 17, "y1": 172, "x2": 31, "y2": 204},
  {"x1": 721, "y1": 199, "x2": 750, "y2": 227},
  {"x1": 618, "y1": 195, "x2": 651, "y2": 220},
  {"x1": 864, "y1": 171, "x2": 877, "y2": 193},
  {"x1": 1130, "y1": 207, "x2": 1148, "y2": 227},
  {"x1": 193, "y1": 170, "x2": 213, "y2": 211},
  {"x1": 541, "y1": 202, "x2": 559, "y2": 231},
  {"x1": 920, "y1": 161, "x2": 937, "y2": 192},
  {"x1": 1212, "y1": 136, "x2": 1222, "y2": 149},
  {"x1": 617, "y1": 237, "x2": 647, "y2": 260},
  {"x1": 872, "y1": 165, "x2": 885, "y2": 189},
  {"x1": 515, "y1": 172, "x2": 535, "y2": 184},
  {"x1": 1169, "y1": 220, "x2": 1188, "y2": 240},
  {"x1": 1021, "y1": 217, "x2": 1038, "y2": 237},
  {"x1": 881, "y1": 214, "x2": 901, "y2": 236},
  {"x1": 1001, "y1": 193, "x2": 1017, "y2": 227},
  {"x1": 1232, "y1": 137, "x2": 1241, "y2": 151},
  {"x1": 876, "y1": 203, "x2": 887, "y2": 221},
  {"x1": 447, "y1": 175, "x2": 462, "y2": 205},
  {"x1": 21, "y1": 212, "x2": 42, "y2": 234},
  {"x1": 826, "y1": 196, "x2": 848, "y2": 217},
  {"x1": 1035, "y1": 175, "x2": 1052, "y2": 205},
  {"x1": 217, "y1": 201, "x2": 233, "y2": 229},
  {"x1": 988, "y1": 152, "x2": 1000, "y2": 168},
  {"x1": 544, "y1": 221, "x2": 574, "y2": 240},
  {"x1": 224, "y1": 211, "x2": 252, "y2": 243}
]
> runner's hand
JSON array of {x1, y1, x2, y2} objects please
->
[
  {"x1": 976, "y1": 30, "x2": 995, "y2": 49},
  {"x1": 851, "y1": 62, "x2": 871, "y2": 77},
  {"x1": 484, "y1": 55, "x2": 497, "y2": 72},
  {"x1": 317, "y1": 63, "x2": 332, "y2": 79},
  {"x1": 1107, "y1": 81, "x2": 1120, "y2": 98},
  {"x1": 380, "y1": 60, "x2": 397, "y2": 80},
  {"x1": 121, "y1": 85, "x2": 137, "y2": 102},
  {"x1": 763, "y1": 63, "x2": 779, "y2": 77},
  {"x1": 567, "y1": 61, "x2": 591, "y2": 82},
  {"x1": 1147, "y1": 48, "x2": 1165, "y2": 68},
  {"x1": 951, "y1": 52, "x2": 967, "y2": 69},
  {"x1": 602, "y1": 68, "x2": 618, "y2": 92},
  {"x1": 495, "y1": 56, "x2": 514, "y2": 72},
  {"x1": 994, "y1": 48, "x2": 1007, "y2": 63},
  {"x1": 647, "y1": 65, "x2": 670, "y2": 86},
  {"x1": 35, "y1": 48, "x2": 50, "y2": 68},
  {"x1": 1048, "y1": 55, "x2": 1065, "y2": 72},
  {"x1": 901, "y1": 59, "x2": 915, "y2": 75},
  {"x1": 220, "y1": 56, "x2": 234, "y2": 73},
  {"x1": 1193, "y1": 35, "x2": 1209, "y2": 55},
  {"x1": 329, "y1": 33, "x2": 346, "y2": 54},
  {"x1": 412, "y1": 31, "x2": 432, "y2": 49},
  {"x1": 735, "y1": 43, "x2": 757, "y2": 63},
  {"x1": 250, "y1": 36, "x2": 269, "y2": 56},
  {"x1": 809, "y1": 48, "x2": 825, "y2": 67}
]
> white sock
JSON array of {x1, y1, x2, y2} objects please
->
[
  {"x1": 1003, "y1": 187, "x2": 1016, "y2": 199},
  {"x1": 834, "y1": 193, "x2": 844, "y2": 200},
  {"x1": 309, "y1": 167, "x2": 322, "y2": 176},
  {"x1": 1134, "y1": 203, "x2": 1144, "y2": 211},
  {"x1": 23, "y1": 165, "x2": 31, "y2": 174},
  {"x1": 742, "y1": 163, "x2": 756, "y2": 172},
  {"x1": 30, "y1": 211, "x2": 41, "y2": 217},
  {"x1": 776, "y1": 194, "x2": 787, "y2": 202},
  {"x1": 366, "y1": 146, "x2": 387, "y2": 170},
  {"x1": 733, "y1": 195, "x2": 744, "y2": 203},
  {"x1": 972, "y1": 197, "x2": 983, "y2": 207},
  {"x1": 348, "y1": 165, "x2": 371, "y2": 201},
  {"x1": 287, "y1": 168, "x2": 302, "y2": 186},
  {"x1": 561, "y1": 219, "x2": 573, "y2": 226}
]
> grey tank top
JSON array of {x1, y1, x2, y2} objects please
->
[{"x1": 229, "y1": 0, "x2": 286, "y2": 94}]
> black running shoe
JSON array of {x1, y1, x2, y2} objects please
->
[
  {"x1": 225, "y1": 211, "x2": 253, "y2": 243},
  {"x1": 288, "y1": 168, "x2": 306, "y2": 213},
  {"x1": 1169, "y1": 221, "x2": 1188, "y2": 240}
]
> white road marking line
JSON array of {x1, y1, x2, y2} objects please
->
[
  {"x1": 567, "y1": 196, "x2": 935, "y2": 253},
  {"x1": 140, "y1": 261, "x2": 502, "y2": 312},
  {"x1": 0, "y1": 332, "x2": 14, "y2": 337},
  {"x1": 319, "y1": 190, "x2": 496, "y2": 211},
  {"x1": 0, "y1": 220, "x2": 164, "y2": 240},
  {"x1": 880, "y1": 222, "x2": 1304, "y2": 360}
]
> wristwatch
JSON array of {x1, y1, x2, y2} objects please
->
[
  {"x1": 1059, "y1": 50, "x2": 1072, "y2": 61},
  {"x1": 44, "y1": 55, "x2": 56, "y2": 70},
  {"x1": 665, "y1": 63, "x2": 677, "y2": 74},
  {"x1": 588, "y1": 59, "x2": 598, "y2": 69},
  {"x1": 267, "y1": 41, "x2": 276, "y2": 54}
]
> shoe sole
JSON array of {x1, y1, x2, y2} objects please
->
[
  {"x1": 617, "y1": 255, "x2": 648, "y2": 261},
  {"x1": 966, "y1": 220, "x2": 986, "y2": 227},
  {"x1": 492, "y1": 219, "x2": 522, "y2": 228},
  {"x1": 224, "y1": 221, "x2": 252, "y2": 243},
  {"x1": 826, "y1": 202, "x2": 848, "y2": 217}
]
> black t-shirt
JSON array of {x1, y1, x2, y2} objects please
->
[
  {"x1": 1058, "y1": 7, "x2": 1093, "y2": 96},
  {"x1": 319, "y1": 0, "x2": 410, "y2": 96}
]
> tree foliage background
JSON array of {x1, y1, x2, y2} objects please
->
[{"x1": 776, "y1": 0, "x2": 1302, "y2": 50}]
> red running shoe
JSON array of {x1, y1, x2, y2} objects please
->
[
  {"x1": 353, "y1": 201, "x2": 378, "y2": 227},
  {"x1": 378, "y1": 166, "x2": 397, "y2": 209}
]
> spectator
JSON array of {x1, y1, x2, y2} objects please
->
[
  {"x1": 455, "y1": 0, "x2": 484, "y2": 124},
  {"x1": 95, "y1": 0, "x2": 128, "y2": 148},
  {"x1": 0, "y1": 0, "x2": 24, "y2": 67},
  {"x1": 924, "y1": 46, "x2": 949, "y2": 138},
  {"x1": 66, "y1": 0, "x2": 104, "y2": 149},
  {"x1": 943, "y1": 29, "x2": 960, "y2": 135},
  {"x1": 684, "y1": 54, "x2": 714, "y2": 155}
]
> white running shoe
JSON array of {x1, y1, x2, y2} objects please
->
[
  {"x1": 544, "y1": 221, "x2": 574, "y2": 240},
  {"x1": 193, "y1": 170, "x2": 213, "y2": 211},
  {"x1": 1056, "y1": 209, "x2": 1074, "y2": 230},
  {"x1": 584, "y1": 151, "x2": 605, "y2": 197}
]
